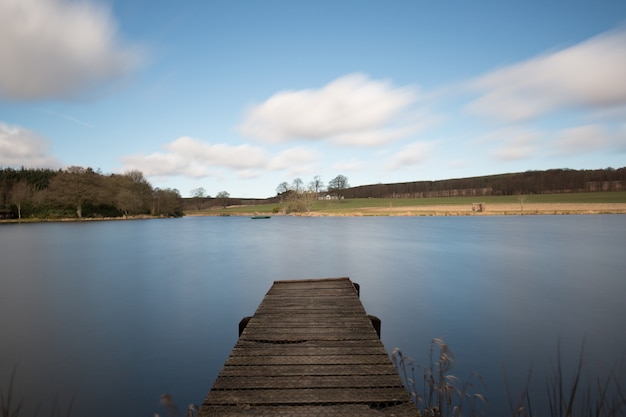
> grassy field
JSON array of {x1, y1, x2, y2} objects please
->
[{"x1": 187, "y1": 191, "x2": 626, "y2": 216}]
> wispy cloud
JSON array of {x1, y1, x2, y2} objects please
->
[
  {"x1": 0, "y1": 122, "x2": 61, "y2": 167},
  {"x1": 239, "y1": 73, "x2": 433, "y2": 146},
  {"x1": 386, "y1": 141, "x2": 433, "y2": 170},
  {"x1": 37, "y1": 108, "x2": 94, "y2": 128},
  {"x1": 267, "y1": 147, "x2": 320, "y2": 176},
  {"x1": 482, "y1": 127, "x2": 541, "y2": 161},
  {"x1": 0, "y1": 0, "x2": 143, "y2": 100},
  {"x1": 332, "y1": 159, "x2": 365, "y2": 172},
  {"x1": 550, "y1": 124, "x2": 620, "y2": 156},
  {"x1": 467, "y1": 29, "x2": 626, "y2": 122}
]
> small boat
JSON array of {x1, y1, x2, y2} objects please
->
[{"x1": 251, "y1": 215, "x2": 271, "y2": 219}]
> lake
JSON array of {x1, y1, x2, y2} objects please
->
[{"x1": 1, "y1": 215, "x2": 625, "y2": 416}]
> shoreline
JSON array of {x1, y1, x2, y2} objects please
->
[
  {"x1": 0, "y1": 214, "x2": 165, "y2": 224},
  {"x1": 3, "y1": 203, "x2": 626, "y2": 223},
  {"x1": 188, "y1": 203, "x2": 626, "y2": 217}
]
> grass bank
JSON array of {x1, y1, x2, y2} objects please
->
[{"x1": 186, "y1": 192, "x2": 626, "y2": 217}]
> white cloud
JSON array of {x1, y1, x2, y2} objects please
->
[
  {"x1": 550, "y1": 124, "x2": 610, "y2": 156},
  {"x1": 483, "y1": 128, "x2": 541, "y2": 161},
  {"x1": 331, "y1": 124, "x2": 427, "y2": 147},
  {"x1": 0, "y1": 0, "x2": 142, "y2": 100},
  {"x1": 165, "y1": 137, "x2": 267, "y2": 170},
  {"x1": 386, "y1": 141, "x2": 433, "y2": 170},
  {"x1": 268, "y1": 147, "x2": 320, "y2": 172},
  {"x1": 239, "y1": 73, "x2": 428, "y2": 146},
  {"x1": 332, "y1": 160, "x2": 365, "y2": 172},
  {"x1": 0, "y1": 123, "x2": 61, "y2": 167},
  {"x1": 121, "y1": 137, "x2": 320, "y2": 180},
  {"x1": 467, "y1": 29, "x2": 626, "y2": 122}
]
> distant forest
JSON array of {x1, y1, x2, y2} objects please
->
[
  {"x1": 0, "y1": 167, "x2": 183, "y2": 220},
  {"x1": 341, "y1": 167, "x2": 626, "y2": 199}
]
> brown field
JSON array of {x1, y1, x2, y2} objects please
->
[{"x1": 301, "y1": 203, "x2": 626, "y2": 216}]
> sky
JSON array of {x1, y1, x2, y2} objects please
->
[{"x1": 1, "y1": 0, "x2": 625, "y2": 198}]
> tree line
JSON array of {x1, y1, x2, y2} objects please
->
[
  {"x1": 0, "y1": 167, "x2": 183, "y2": 221},
  {"x1": 341, "y1": 167, "x2": 626, "y2": 199}
]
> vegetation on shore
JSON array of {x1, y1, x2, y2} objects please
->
[
  {"x1": 0, "y1": 167, "x2": 183, "y2": 221},
  {"x1": 4, "y1": 166, "x2": 625, "y2": 220}
]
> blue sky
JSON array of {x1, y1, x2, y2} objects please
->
[{"x1": 1, "y1": 0, "x2": 625, "y2": 198}]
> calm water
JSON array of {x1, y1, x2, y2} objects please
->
[{"x1": 1, "y1": 215, "x2": 625, "y2": 416}]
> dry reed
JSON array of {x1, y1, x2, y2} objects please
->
[
  {"x1": 395, "y1": 339, "x2": 626, "y2": 417},
  {"x1": 392, "y1": 338, "x2": 488, "y2": 416}
]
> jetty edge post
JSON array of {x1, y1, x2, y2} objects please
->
[{"x1": 238, "y1": 316, "x2": 252, "y2": 337}]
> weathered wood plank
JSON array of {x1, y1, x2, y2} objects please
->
[
  {"x1": 200, "y1": 403, "x2": 418, "y2": 417},
  {"x1": 216, "y1": 363, "x2": 401, "y2": 377},
  {"x1": 225, "y1": 354, "x2": 392, "y2": 366},
  {"x1": 211, "y1": 374, "x2": 405, "y2": 390},
  {"x1": 204, "y1": 387, "x2": 411, "y2": 405},
  {"x1": 230, "y1": 346, "x2": 387, "y2": 356}
]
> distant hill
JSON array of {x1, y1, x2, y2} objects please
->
[{"x1": 342, "y1": 167, "x2": 626, "y2": 199}]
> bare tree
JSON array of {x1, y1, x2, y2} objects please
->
[
  {"x1": 216, "y1": 191, "x2": 230, "y2": 208},
  {"x1": 152, "y1": 188, "x2": 183, "y2": 217},
  {"x1": 309, "y1": 175, "x2": 324, "y2": 194},
  {"x1": 279, "y1": 178, "x2": 319, "y2": 213},
  {"x1": 276, "y1": 182, "x2": 289, "y2": 195},
  {"x1": 302, "y1": 183, "x2": 317, "y2": 212},
  {"x1": 107, "y1": 171, "x2": 152, "y2": 217},
  {"x1": 10, "y1": 181, "x2": 32, "y2": 221},
  {"x1": 190, "y1": 187, "x2": 207, "y2": 210},
  {"x1": 191, "y1": 187, "x2": 206, "y2": 198},
  {"x1": 115, "y1": 188, "x2": 143, "y2": 218},
  {"x1": 328, "y1": 175, "x2": 349, "y2": 198},
  {"x1": 292, "y1": 178, "x2": 304, "y2": 193},
  {"x1": 47, "y1": 167, "x2": 101, "y2": 218},
  {"x1": 276, "y1": 182, "x2": 292, "y2": 202},
  {"x1": 516, "y1": 192, "x2": 528, "y2": 213}
]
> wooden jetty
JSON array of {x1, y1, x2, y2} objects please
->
[{"x1": 198, "y1": 277, "x2": 418, "y2": 416}]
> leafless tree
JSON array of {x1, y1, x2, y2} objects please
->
[
  {"x1": 190, "y1": 187, "x2": 207, "y2": 210},
  {"x1": 47, "y1": 167, "x2": 101, "y2": 218},
  {"x1": 516, "y1": 192, "x2": 528, "y2": 213},
  {"x1": 309, "y1": 175, "x2": 324, "y2": 196},
  {"x1": 328, "y1": 174, "x2": 349, "y2": 198},
  {"x1": 216, "y1": 191, "x2": 230, "y2": 208},
  {"x1": 10, "y1": 181, "x2": 32, "y2": 221}
]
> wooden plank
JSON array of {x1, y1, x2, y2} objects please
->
[
  {"x1": 205, "y1": 387, "x2": 411, "y2": 404},
  {"x1": 211, "y1": 374, "x2": 405, "y2": 390},
  {"x1": 198, "y1": 277, "x2": 418, "y2": 416},
  {"x1": 215, "y1": 364, "x2": 401, "y2": 377},
  {"x1": 230, "y1": 346, "x2": 387, "y2": 356},
  {"x1": 202, "y1": 403, "x2": 418, "y2": 417},
  {"x1": 225, "y1": 354, "x2": 391, "y2": 366}
]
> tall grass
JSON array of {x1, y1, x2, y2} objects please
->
[
  {"x1": 392, "y1": 338, "x2": 488, "y2": 416},
  {"x1": 394, "y1": 339, "x2": 626, "y2": 417},
  {"x1": 1, "y1": 368, "x2": 73, "y2": 417},
  {"x1": 155, "y1": 393, "x2": 198, "y2": 417},
  {"x1": 507, "y1": 341, "x2": 626, "y2": 417}
]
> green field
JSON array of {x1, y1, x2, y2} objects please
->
[{"x1": 190, "y1": 191, "x2": 626, "y2": 216}]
